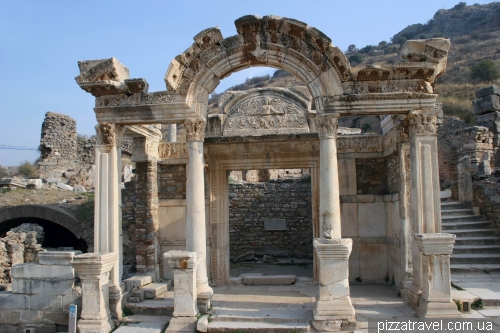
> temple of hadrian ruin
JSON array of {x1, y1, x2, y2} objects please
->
[{"x1": 2, "y1": 14, "x2": 484, "y2": 333}]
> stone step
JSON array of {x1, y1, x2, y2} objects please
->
[
  {"x1": 212, "y1": 307, "x2": 311, "y2": 324},
  {"x1": 453, "y1": 245, "x2": 500, "y2": 254},
  {"x1": 455, "y1": 236, "x2": 500, "y2": 246},
  {"x1": 451, "y1": 264, "x2": 500, "y2": 273},
  {"x1": 451, "y1": 253, "x2": 500, "y2": 264},
  {"x1": 117, "y1": 315, "x2": 170, "y2": 333},
  {"x1": 441, "y1": 201, "x2": 468, "y2": 210},
  {"x1": 140, "y1": 281, "x2": 172, "y2": 300},
  {"x1": 207, "y1": 321, "x2": 310, "y2": 333},
  {"x1": 441, "y1": 209, "x2": 474, "y2": 216},
  {"x1": 447, "y1": 228, "x2": 498, "y2": 237},
  {"x1": 442, "y1": 220, "x2": 494, "y2": 230},
  {"x1": 124, "y1": 298, "x2": 174, "y2": 316},
  {"x1": 240, "y1": 273, "x2": 296, "y2": 285},
  {"x1": 123, "y1": 273, "x2": 156, "y2": 292},
  {"x1": 442, "y1": 215, "x2": 488, "y2": 222}
]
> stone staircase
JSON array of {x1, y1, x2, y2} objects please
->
[
  {"x1": 441, "y1": 201, "x2": 500, "y2": 273},
  {"x1": 122, "y1": 273, "x2": 174, "y2": 316}
]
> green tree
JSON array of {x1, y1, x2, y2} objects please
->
[
  {"x1": 346, "y1": 44, "x2": 357, "y2": 54},
  {"x1": 471, "y1": 59, "x2": 500, "y2": 82},
  {"x1": 453, "y1": 2, "x2": 467, "y2": 10},
  {"x1": 348, "y1": 54, "x2": 364, "y2": 64},
  {"x1": 0, "y1": 165, "x2": 8, "y2": 178},
  {"x1": 17, "y1": 160, "x2": 39, "y2": 179}
]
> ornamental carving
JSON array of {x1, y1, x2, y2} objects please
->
[
  {"x1": 316, "y1": 114, "x2": 339, "y2": 139},
  {"x1": 158, "y1": 143, "x2": 188, "y2": 159},
  {"x1": 337, "y1": 136, "x2": 383, "y2": 153},
  {"x1": 395, "y1": 119, "x2": 410, "y2": 143},
  {"x1": 185, "y1": 118, "x2": 206, "y2": 142},
  {"x1": 342, "y1": 80, "x2": 432, "y2": 94},
  {"x1": 408, "y1": 111, "x2": 438, "y2": 136},
  {"x1": 95, "y1": 91, "x2": 175, "y2": 108},
  {"x1": 223, "y1": 95, "x2": 309, "y2": 137},
  {"x1": 97, "y1": 123, "x2": 116, "y2": 145}
]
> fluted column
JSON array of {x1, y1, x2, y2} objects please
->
[
  {"x1": 316, "y1": 114, "x2": 342, "y2": 237},
  {"x1": 94, "y1": 122, "x2": 123, "y2": 320},
  {"x1": 184, "y1": 118, "x2": 213, "y2": 308},
  {"x1": 407, "y1": 109, "x2": 442, "y2": 309}
]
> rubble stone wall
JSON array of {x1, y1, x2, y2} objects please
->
[
  {"x1": 386, "y1": 152, "x2": 400, "y2": 194},
  {"x1": 472, "y1": 177, "x2": 500, "y2": 230},
  {"x1": 356, "y1": 158, "x2": 388, "y2": 195},
  {"x1": 159, "y1": 164, "x2": 186, "y2": 199},
  {"x1": 228, "y1": 179, "x2": 313, "y2": 258}
]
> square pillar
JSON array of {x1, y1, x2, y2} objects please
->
[
  {"x1": 313, "y1": 238, "x2": 357, "y2": 332},
  {"x1": 94, "y1": 122, "x2": 124, "y2": 319},
  {"x1": 72, "y1": 253, "x2": 116, "y2": 333},
  {"x1": 407, "y1": 109, "x2": 442, "y2": 309},
  {"x1": 414, "y1": 234, "x2": 462, "y2": 318},
  {"x1": 164, "y1": 250, "x2": 199, "y2": 317}
]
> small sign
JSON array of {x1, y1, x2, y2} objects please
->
[
  {"x1": 264, "y1": 219, "x2": 286, "y2": 230},
  {"x1": 69, "y1": 304, "x2": 77, "y2": 317},
  {"x1": 68, "y1": 304, "x2": 77, "y2": 333}
]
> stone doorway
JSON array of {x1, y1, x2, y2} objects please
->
[{"x1": 227, "y1": 168, "x2": 314, "y2": 280}]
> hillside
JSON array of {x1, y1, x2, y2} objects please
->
[{"x1": 210, "y1": 2, "x2": 500, "y2": 124}]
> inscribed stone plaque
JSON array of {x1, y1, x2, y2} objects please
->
[{"x1": 264, "y1": 219, "x2": 286, "y2": 231}]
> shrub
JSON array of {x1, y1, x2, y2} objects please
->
[
  {"x1": 17, "y1": 160, "x2": 39, "y2": 179},
  {"x1": 348, "y1": 54, "x2": 364, "y2": 64},
  {"x1": 471, "y1": 59, "x2": 500, "y2": 82},
  {"x1": 0, "y1": 165, "x2": 8, "y2": 178},
  {"x1": 346, "y1": 44, "x2": 358, "y2": 54},
  {"x1": 453, "y1": 2, "x2": 467, "y2": 10}
]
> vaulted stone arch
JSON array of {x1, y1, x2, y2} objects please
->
[
  {"x1": 0, "y1": 205, "x2": 93, "y2": 251},
  {"x1": 165, "y1": 15, "x2": 350, "y2": 107}
]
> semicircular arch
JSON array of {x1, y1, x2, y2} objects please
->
[
  {"x1": 165, "y1": 15, "x2": 350, "y2": 107},
  {"x1": 0, "y1": 205, "x2": 93, "y2": 251}
]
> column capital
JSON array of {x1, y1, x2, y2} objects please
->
[
  {"x1": 395, "y1": 118, "x2": 410, "y2": 143},
  {"x1": 408, "y1": 110, "x2": 440, "y2": 137},
  {"x1": 185, "y1": 118, "x2": 206, "y2": 142},
  {"x1": 95, "y1": 122, "x2": 126, "y2": 146},
  {"x1": 316, "y1": 113, "x2": 340, "y2": 139}
]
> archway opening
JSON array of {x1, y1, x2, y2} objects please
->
[{"x1": 0, "y1": 217, "x2": 88, "y2": 253}]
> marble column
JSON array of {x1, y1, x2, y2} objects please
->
[
  {"x1": 94, "y1": 122, "x2": 123, "y2": 319},
  {"x1": 184, "y1": 118, "x2": 213, "y2": 311},
  {"x1": 132, "y1": 136, "x2": 160, "y2": 277},
  {"x1": 167, "y1": 123, "x2": 177, "y2": 142},
  {"x1": 72, "y1": 253, "x2": 116, "y2": 333},
  {"x1": 415, "y1": 234, "x2": 462, "y2": 318},
  {"x1": 407, "y1": 109, "x2": 442, "y2": 309},
  {"x1": 316, "y1": 114, "x2": 342, "y2": 237}
]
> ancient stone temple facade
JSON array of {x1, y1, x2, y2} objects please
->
[{"x1": 69, "y1": 15, "x2": 460, "y2": 332}]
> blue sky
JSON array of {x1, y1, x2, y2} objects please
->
[{"x1": 0, "y1": 0, "x2": 495, "y2": 166}]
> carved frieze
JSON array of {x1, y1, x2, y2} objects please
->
[
  {"x1": 408, "y1": 110, "x2": 439, "y2": 136},
  {"x1": 158, "y1": 142, "x2": 188, "y2": 159},
  {"x1": 337, "y1": 135, "x2": 383, "y2": 153},
  {"x1": 315, "y1": 114, "x2": 339, "y2": 139},
  {"x1": 95, "y1": 91, "x2": 176, "y2": 108},
  {"x1": 342, "y1": 79, "x2": 432, "y2": 94},
  {"x1": 185, "y1": 118, "x2": 206, "y2": 142}
]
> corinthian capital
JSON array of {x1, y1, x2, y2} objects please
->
[
  {"x1": 408, "y1": 110, "x2": 439, "y2": 137},
  {"x1": 185, "y1": 118, "x2": 206, "y2": 142},
  {"x1": 316, "y1": 114, "x2": 340, "y2": 139}
]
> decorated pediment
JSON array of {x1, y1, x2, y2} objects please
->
[{"x1": 220, "y1": 88, "x2": 310, "y2": 137}]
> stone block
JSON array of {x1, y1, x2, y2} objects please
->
[
  {"x1": 26, "y1": 179, "x2": 43, "y2": 189},
  {"x1": 44, "y1": 279, "x2": 74, "y2": 295},
  {"x1": 41, "y1": 309, "x2": 69, "y2": 325},
  {"x1": 10, "y1": 263, "x2": 41, "y2": 279},
  {"x1": 357, "y1": 195, "x2": 374, "y2": 203},
  {"x1": 131, "y1": 289, "x2": 145, "y2": 302},
  {"x1": 197, "y1": 314, "x2": 209, "y2": 332},
  {"x1": 233, "y1": 251, "x2": 255, "y2": 263},
  {"x1": 12, "y1": 279, "x2": 44, "y2": 294},
  {"x1": 19, "y1": 309, "x2": 43, "y2": 324},
  {"x1": 358, "y1": 202, "x2": 386, "y2": 237},
  {"x1": 73, "y1": 185, "x2": 86, "y2": 193},
  {"x1": 38, "y1": 251, "x2": 82, "y2": 266},
  {"x1": 338, "y1": 159, "x2": 356, "y2": 195},
  {"x1": 473, "y1": 94, "x2": 500, "y2": 115},
  {"x1": 30, "y1": 294, "x2": 62, "y2": 311},
  {"x1": 123, "y1": 274, "x2": 154, "y2": 292},
  {"x1": 47, "y1": 178, "x2": 61, "y2": 183},
  {"x1": 0, "y1": 293, "x2": 30, "y2": 310},
  {"x1": 341, "y1": 203, "x2": 358, "y2": 237},
  {"x1": 349, "y1": 244, "x2": 360, "y2": 281},
  {"x1": 359, "y1": 244, "x2": 387, "y2": 281},
  {"x1": 165, "y1": 317, "x2": 197, "y2": 333},
  {"x1": 41, "y1": 265, "x2": 75, "y2": 280},
  {"x1": 57, "y1": 182, "x2": 74, "y2": 191},
  {"x1": 476, "y1": 85, "x2": 500, "y2": 98}
]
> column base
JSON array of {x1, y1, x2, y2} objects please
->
[
  {"x1": 165, "y1": 317, "x2": 198, "y2": 333},
  {"x1": 408, "y1": 282, "x2": 422, "y2": 309},
  {"x1": 312, "y1": 318, "x2": 357, "y2": 332},
  {"x1": 314, "y1": 297, "x2": 356, "y2": 320},
  {"x1": 417, "y1": 300, "x2": 463, "y2": 318},
  {"x1": 109, "y1": 285, "x2": 123, "y2": 321},
  {"x1": 197, "y1": 291, "x2": 212, "y2": 314},
  {"x1": 77, "y1": 318, "x2": 114, "y2": 333}
]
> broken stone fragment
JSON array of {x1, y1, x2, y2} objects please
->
[
  {"x1": 233, "y1": 251, "x2": 255, "y2": 263},
  {"x1": 262, "y1": 255, "x2": 279, "y2": 263}
]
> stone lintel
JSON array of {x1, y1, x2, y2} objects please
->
[{"x1": 124, "y1": 124, "x2": 162, "y2": 140}]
